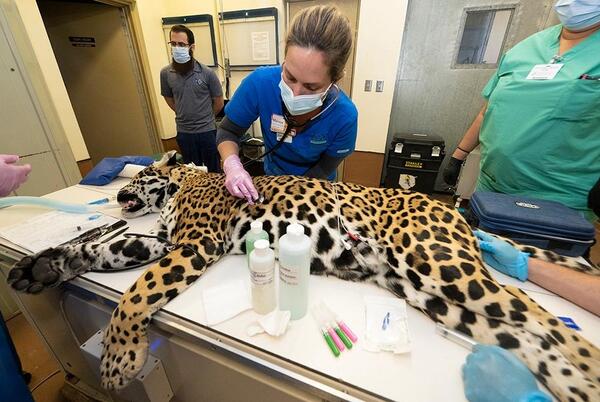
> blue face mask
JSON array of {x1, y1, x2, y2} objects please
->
[
  {"x1": 279, "y1": 77, "x2": 332, "y2": 116},
  {"x1": 172, "y1": 46, "x2": 191, "y2": 64},
  {"x1": 554, "y1": 0, "x2": 600, "y2": 31}
]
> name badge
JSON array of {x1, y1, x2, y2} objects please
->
[
  {"x1": 271, "y1": 114, "x2": 287, "y2": 134},
  {"x1": 276, "y1": 129, "x2": 294, "y2": 143},
  {"x1": 526, "y1": 64, "x2": 563, "y2": 80}
]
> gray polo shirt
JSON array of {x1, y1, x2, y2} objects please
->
[{"x1": 160, "y1": 60, "x2": 223, "y2": 133}]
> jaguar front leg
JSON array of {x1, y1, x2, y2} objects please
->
[
  {"x1": 100, "y1": 235, "x2": 224, "y2": 390},
  {"x1": 7, "y1": 237, "x2": 171, "y2": 294}
]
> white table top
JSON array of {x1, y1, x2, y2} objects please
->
[{"x1": 1, "y1": 181, "x2": 598, "y2": 402}]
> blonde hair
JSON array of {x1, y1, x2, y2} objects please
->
[{"x1": 285, "y1": 5, "x2": 352, "y2": 82}]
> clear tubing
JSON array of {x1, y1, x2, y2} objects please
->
[{"x1": 0, "y1": 196, "x2": 98, "y2": 214}]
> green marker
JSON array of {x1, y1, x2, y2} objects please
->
[
  {"x1": 335, "y1": 326, "x2": 353, "y2": 349},
  {"x1": 322, "y1": 330, "x2": 340, "y2": 357}
]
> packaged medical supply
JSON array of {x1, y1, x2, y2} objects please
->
[{"x1": 363, "y1": 296, "x2": 411, "y2": 354}]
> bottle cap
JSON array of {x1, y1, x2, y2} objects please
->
[
  {"x1": 287, "y1": 223, "x2": 304, "y2": 236},
  {"x1": 254, "y1": 239, "x2": 269, "y2": 250},
  {"x1": 250, "y1": 220, "x2": 263, "y2": 233}
]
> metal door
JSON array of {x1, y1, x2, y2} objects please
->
[
  {"x1": 38, "y1": 0, "x2": 157, "y2": 165},
  {"x1": 0, "y1": 8, "x2": 72, "y2": 196},
  {"x1": 387, "y1": 0, "x2": 558, "y2": 191}
]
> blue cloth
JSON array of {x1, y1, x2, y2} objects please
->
[
  {"x1": 80, "y1": 156, "x2": 154, "y2": 185},
  {"x1": 1, "y1": 312, "x2": 34, "y2": 402},
  {"x1": 176, "y1": 130, "x2": 221, "y2": 173},
  {"x1": 225, "y1": 66, "x2": 358, "y2": 180}
]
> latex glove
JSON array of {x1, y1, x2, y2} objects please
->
[
  {"x1": 442, "y1": 156, "x2": 464, "y2": 186},
  {"x1": 474, "y1": 230, "x2": 529, "y2": 281},
  {"x1": 223, "y1": 154, "x2": 258, "y2": 204},
  {"x1": 462, "y1": 345, "x2": 551, "y2": 402},
  {"x1": 0, "y1": 155, "x2": 31, "y2": 197}
]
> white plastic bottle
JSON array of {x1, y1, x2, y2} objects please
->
[
  {"x1": 249, "y1": 239, "x2": 276, "y2": 314},
  {"x1": 246, "y1": 220, "x2": 269, "y2": 263},
  {"x1": 278, "y1": 223, "x2": 312, "y2": 320}
]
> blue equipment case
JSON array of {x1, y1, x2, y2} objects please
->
[{"x1": 469, "y1": 192, "x2": 595, "y2": 257}]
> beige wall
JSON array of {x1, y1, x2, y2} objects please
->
[
  {"x1": 5, "y1": 0, "x2": 409, "y2": 157},
  {"x1": 136, "y1": 0, "x2": 284, "y2": 140},
  {"x1": 351, "y1": 0, "x2": 409, "y2": 153},
  {"x1": 9, "y1": 0, "x2": 89, "y2": 161}
]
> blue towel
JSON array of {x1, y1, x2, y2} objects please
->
[{"x1": 80, "y1": 156, "x2": 154, "y2": 186}]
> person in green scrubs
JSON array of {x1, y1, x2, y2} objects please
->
[{"x1": 444, "y1": 1, "x2": 600, "y2": 221}]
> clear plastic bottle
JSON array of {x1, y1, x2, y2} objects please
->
[
  {"x1": 249, "y1": 239, "x2": 276, "y2": 314},
  {"x1": 278, "y1": 223, "x2": 312, "y2": 320},
  {"x1": 245, "y1": 220, "x2": 269, "y2": 264}
]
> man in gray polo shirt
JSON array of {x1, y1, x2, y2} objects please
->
[{"x1": 161, "y1": 24, "x2": 224, "y2": 172}]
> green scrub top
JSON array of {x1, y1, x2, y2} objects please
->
[{"x1": 479, "y1": 24, "x2": 600, "y2": 221}]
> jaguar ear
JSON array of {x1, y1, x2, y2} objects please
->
[{"x1": 154, "y1": 151, "x2": 178, "y2": 168}]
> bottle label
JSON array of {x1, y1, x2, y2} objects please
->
[
  {"x1": 251, "y1": 269, "x2": 274, "y2": 286},
  {"x1": 279, "y1": 264, "x2": 299, "y2": 285}
]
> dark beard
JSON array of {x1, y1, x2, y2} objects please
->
[{"x1": 172, "y1": 50, "x2": 194, "y2": 75}]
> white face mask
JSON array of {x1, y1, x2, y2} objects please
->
[
  {"x1": 279, "y1": 77, "x2": 332, "y2": 116},
  {"x1": 172, "y1": 46, "x2": 191, "y2": 64}
]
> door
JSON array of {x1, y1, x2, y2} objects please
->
[
  {"x1": 38, "y1": 0, "x2": 156, "y2": 165},
  {"x1": 0, "y1": 9, "x2": 72, "y2": 196},
  {"x1": 387, "y1": 0, "x2": 557, "y2": 191}
]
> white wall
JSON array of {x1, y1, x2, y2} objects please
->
[{"x1": 351, "y1": 0, "x2": 409, "y2": 153}]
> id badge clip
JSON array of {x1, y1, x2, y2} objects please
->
[
  {"x1": 526, "y1": 63, "x2": 564, "y2": 80},
  {"x1": 271, "y1": 114, "x2": 287, "y2": 134}
]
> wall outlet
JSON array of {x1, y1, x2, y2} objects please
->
[
  {"x1": 376, "y1": 80, "x2": 384, "y2": 92},
  {"x1": 364, "y1": 80, "x2": 372, "y2": 92}
]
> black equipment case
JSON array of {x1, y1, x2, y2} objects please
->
[{"x1": 384, "y1": 133, "x2": 445, "y2": 194}]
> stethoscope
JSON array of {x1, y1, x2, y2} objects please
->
[{"x1": 242, "y1": 85, "x2": 340, "y2": 168}]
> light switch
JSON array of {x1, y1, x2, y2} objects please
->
[
  {"x1": 376, "y1": 80, "x2": 384, "y2": 92},
  {"x1": 364, "y1": 80, "x2": 372, "y2": 92}
]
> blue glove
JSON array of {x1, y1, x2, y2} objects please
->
[
  {"x1": 474, "y1": 230, "x2": 529, "y2": 281},
  {"x1": 462, "y1": 345, "x2": 551, "y2": 402}
]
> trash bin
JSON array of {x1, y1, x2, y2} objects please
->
[{"x1": 383, "y1": 133, "x2": 445, "y2": 194}]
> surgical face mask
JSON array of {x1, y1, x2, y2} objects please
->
[
  {"x1": 279, "y1": 77, "x2": 332, "y2": 116},
  {"x1": 172, "y1": 46, "x2": 191, "y2": 64},
  {"x1": 554, "y1": 0, "x2": 600, "y2": 31}
]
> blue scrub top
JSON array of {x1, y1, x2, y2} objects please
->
[{"x1": 225, "y1": 66, "x2": 358, "y2": 180}]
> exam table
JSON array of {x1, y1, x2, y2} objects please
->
[{"x1": 0, "y1": 179, "x2": 598, "y2": 402}]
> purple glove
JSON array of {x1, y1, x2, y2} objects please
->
[
  {"x1": 0, "y1": 155, "x2": 31, "y2": 196},
  {"x1": 223, "y1": 154, "x2": 258, "y2": 204}
]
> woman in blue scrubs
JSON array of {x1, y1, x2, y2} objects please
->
[{"x1": 216, "y1": 5, "x2": 357, "y2": 203}]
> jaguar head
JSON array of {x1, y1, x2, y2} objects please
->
[{"x1": 117, "y1": 151, "x2": 180, "y2": 218}]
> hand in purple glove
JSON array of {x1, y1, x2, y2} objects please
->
[
  {"x1": 223, "y1": 154, "x2": 258, "y2": 204},
  {"x1": 0, "y1": 154, "x2": 31, "y2": 197}
]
